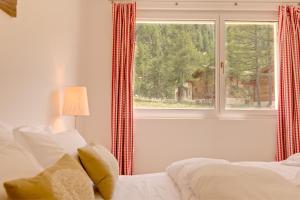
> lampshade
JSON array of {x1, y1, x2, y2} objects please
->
[{"x1": 63, "y1": 87, "x2": 90, "y2": 116}]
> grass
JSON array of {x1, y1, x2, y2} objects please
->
[
  {"x1": 134, "y1": 98, "x2": 212, "y2": 109},
  {"x1": 134, "y1": 97, "x2": 275, "y2": 109}
]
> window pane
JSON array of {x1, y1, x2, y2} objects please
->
[
  {"x1": 134, "y1": 21, "x2": 216, "y2": 109},
  {"x1": 225, "y1": 22, "x2": 277, "y2": 110}
]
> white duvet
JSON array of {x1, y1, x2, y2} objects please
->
[{"x1": 167, "y1": 158, "x2": 300, "y2": 200}]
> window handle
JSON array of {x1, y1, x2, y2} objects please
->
[{"x1": 220, "y1": 62, "x2": 225, "y2": 74}]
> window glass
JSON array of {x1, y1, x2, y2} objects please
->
[
  {"x1": 134, "y1": 21, "x2": 216, "y2": 109},
  {"x1": 225, "y1": 22, "x2": 277, "y2": 110}
]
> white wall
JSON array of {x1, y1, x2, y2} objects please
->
[
  {"x1": 134, "y1": 119, "x2": 276, "y2": 173},
  {"x1": 0, "y1": 0, "x2": 83, "y2": 131},
  {"x1": 79, "y1": 0, "x2": 277, "y2": 174},
  {"x1": 77, "y1": 0, "x2": 112, "y2": 150}
]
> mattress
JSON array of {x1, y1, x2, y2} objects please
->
[{"x1": 95, "y1": 172, "x2": 181, "y2": 200}]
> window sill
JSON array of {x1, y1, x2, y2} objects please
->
[{"x1": 134, "y1": 108, "x2": 277, "y2": 120}]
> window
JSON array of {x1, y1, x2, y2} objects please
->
[
  {"x1": 134, "y1": 21, "x2": 216, "y2": 109},
  {"x1": 224, "y1": 22, "x2": 277, "y2": 110},
  {"x1": 134, "y1": 12, "x2": 278, "y2": 117}
]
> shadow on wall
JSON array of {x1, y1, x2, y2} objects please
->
[{"x1": 48, "y1": 89, "x2": 66, "y2": 132}]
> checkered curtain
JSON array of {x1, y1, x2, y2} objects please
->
[
  {"x1": 276, "y1": 5, "x2": 300, "y2": 161},
  {"x1": 111, "y1": 2, "x2": 136, "y2": 175}
]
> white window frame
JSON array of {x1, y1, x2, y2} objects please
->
[{"x1": 134, "y1": 9, "x2": 278, "y2": 119}]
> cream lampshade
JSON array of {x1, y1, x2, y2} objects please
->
[{"x1": 63, "y1": 87, "x2": 90, "y2": 116}]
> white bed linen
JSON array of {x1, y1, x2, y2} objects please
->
[
  {"x1": 0, "y1": 143, "x2": 43, "y2": 200},
  {"x1": 233, "y1": 161, "x2": 300, "y2": 184},
  {"x1": 167, "y1": 158, "x2": 300, "y2": 200},
  {"x1": 95, "y1": 173, "x2": 181, "y2": 200},
  {"x1": 95, "y1": 162, "x2": 300, "y2": 200}
]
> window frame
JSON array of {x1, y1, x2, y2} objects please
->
[
  {"x1": 219, "y1": 12, "x2": 278, "y2": 117},
  {"x1": 134, "y1": 10, "x2": 278, "y2": 119}
]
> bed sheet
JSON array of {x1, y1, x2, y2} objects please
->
[{"x1": 95, "y1": 172, "x2": 181, "y2": 200}]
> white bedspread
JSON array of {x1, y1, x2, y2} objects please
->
[
  {"x1": 2, "y1": 159, "x2": 300, "y2": 200},
  {"x1": 95, "y1": 173, "x2": 181, "y2": 200},
  {"x1": 167, "y1": 158, "x2": 300, "y2": 200}
]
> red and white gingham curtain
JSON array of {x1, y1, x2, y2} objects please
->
[
  {"x1": 276, "y1": 5, "x2": 300, "y2": 161},
  {"x1": 111, "y1": 2, "x2": 136, "y2": 175}
]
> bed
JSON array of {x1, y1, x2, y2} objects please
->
[
  {"x1": 1, "y1": 123, "x2": 300, "y2": 200},
  {"x1": 100, "y1": 160, "x2": 300, "y2": 200},
  {"x1": 1, "y1": 163, "x2": 300, "y2": 200}
]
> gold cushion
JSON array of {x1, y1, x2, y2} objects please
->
[
  {"x1": 4, "y1": 154, "x2": 95, "y2": 200},
  {"x1": 78, "y1": 144, "x2": 119, "y2": 200}
]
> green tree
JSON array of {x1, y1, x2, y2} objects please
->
[
  {"x1": 135, "y1": 23, "x2": 215, "y2": 102},
  {"x1": 226, "y1": 24, "x2": 274, "y2": 107}
]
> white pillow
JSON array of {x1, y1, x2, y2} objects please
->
[
  {"x1": 14, "y1": 125, "x2": 52, "y2": 134},
  {"x1": 13, "y1": 130, "x2": 65, "y2": 168},
  {"x1": 0, "y1": 121, "x2": 13, "y2": 142},
  {"x1": 0, "y1": 131, "x2": 13, "y2": 145},
  {"x1": 282, "y1": 153, "x2": 300, "y2": 167},
  {"x1": 13, "y1": 128, "x2": 87, "y2": 168},
  {"x1": 0, "y1": 121, "x2": 12, "y2": 132},
  {"x1": 51, "y1": 129, "x2": 87, "y2": 157},
  {"x1": 0, "y1": 142, "x2": 43, "y2": 199}
]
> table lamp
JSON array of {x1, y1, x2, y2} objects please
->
[{"x1": 62, "y1": 86, "x2": 90, "y2": 128}]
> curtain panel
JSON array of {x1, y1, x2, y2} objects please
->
[
  {"x1": 276, "y1": 5, "x2": 300, "y2": 161},
  {"x1": 111, "y1": 2, "x2": 136, "y2": 175}
]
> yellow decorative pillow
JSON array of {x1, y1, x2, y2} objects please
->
[
  {"x1": 78, "y1": 144, "x2": 119, "y2": 200},
  {"x1": 4, "y1": 154, "x2": 95, "y2": 200}
]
